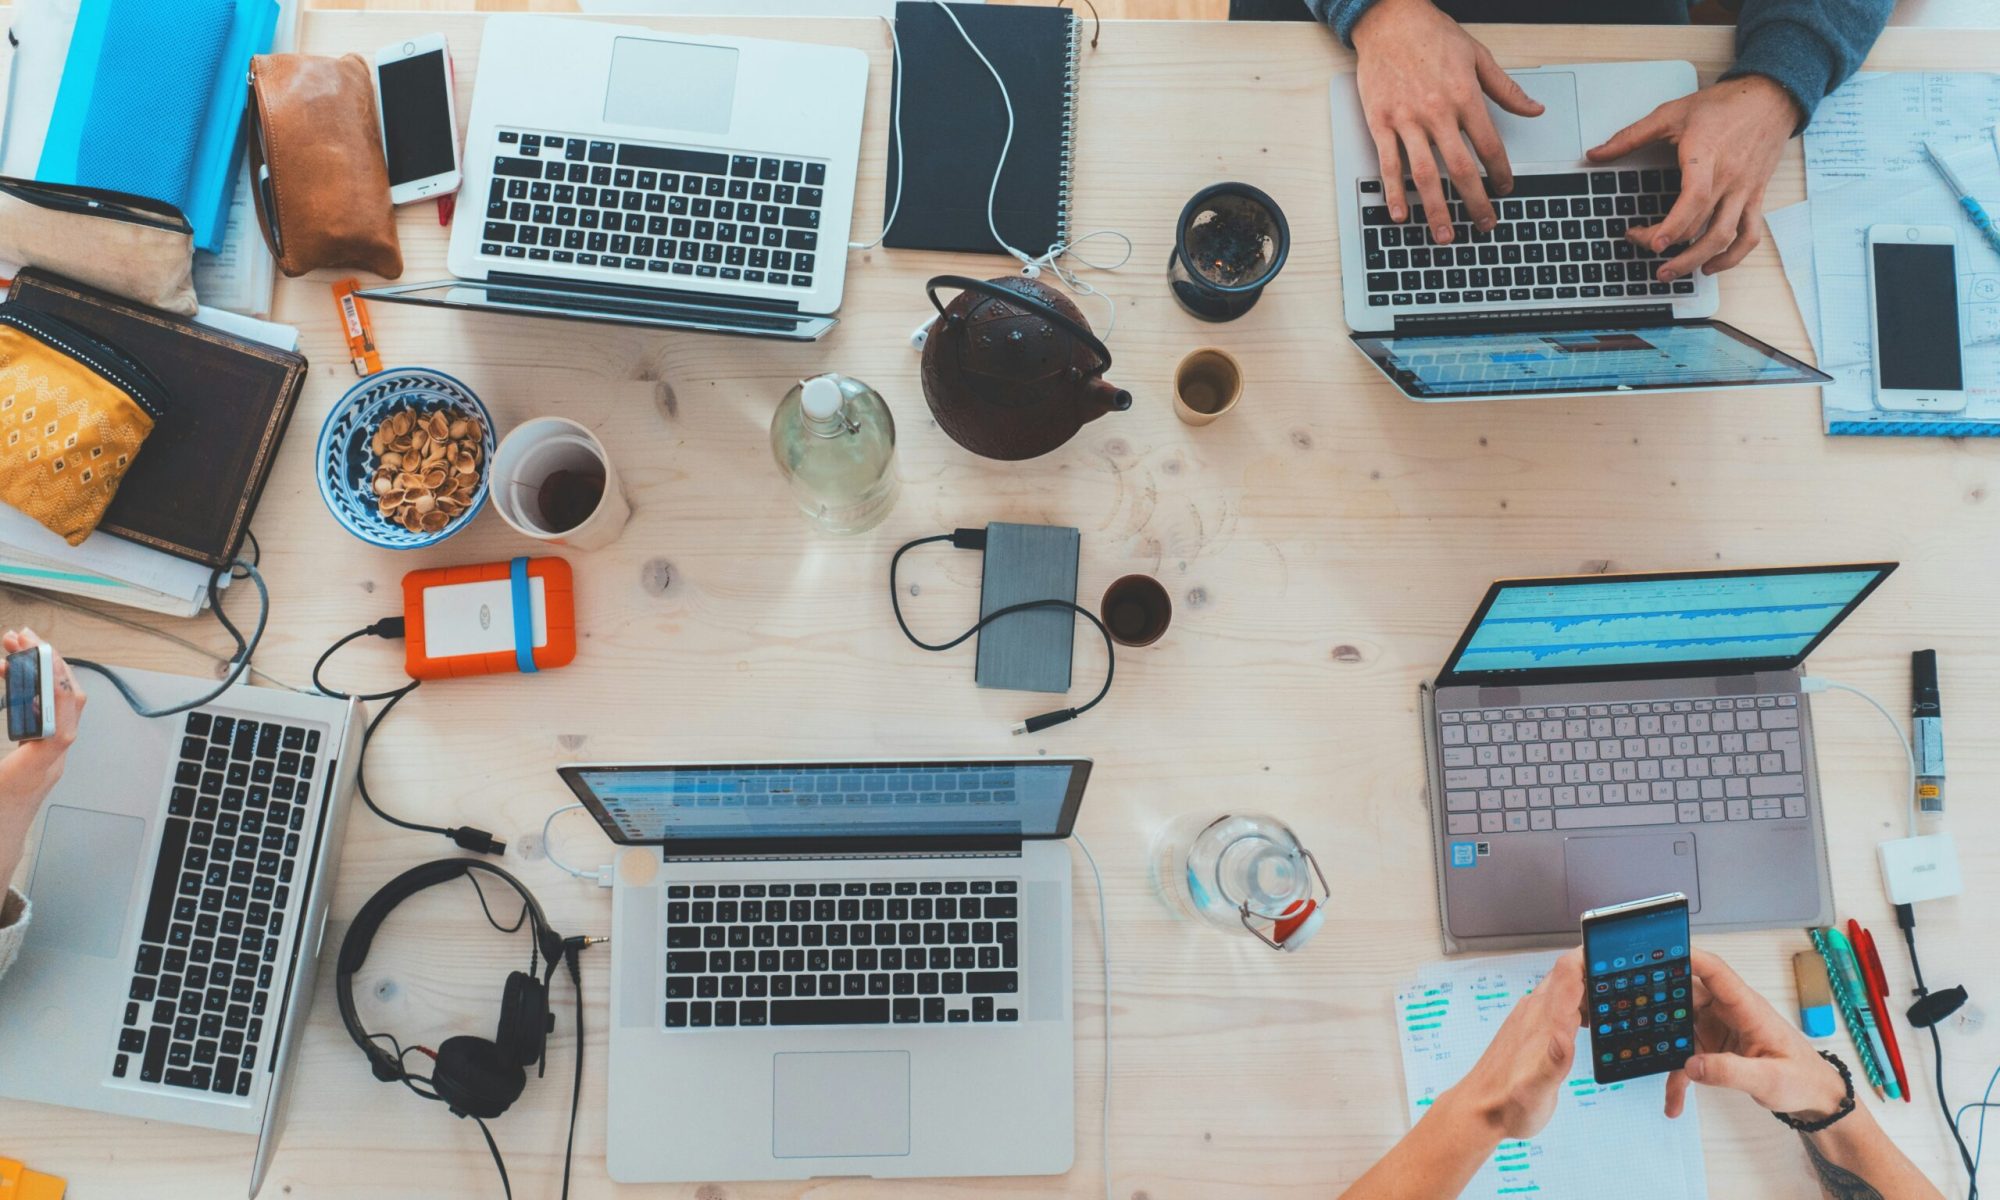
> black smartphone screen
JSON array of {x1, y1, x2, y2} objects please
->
[
  {"x1": 1873, "y1": 241, "x2": 1963, "y2": 391},
  {"x1": 377, "y1": 49, "x2": 456, "y2": 186},
  {"x1": 5, "y1": 648, "x2": 45, "y2": 742},
  {"x1": 1584, "y1": 895, "x2": 1694, "y2": 1084}
]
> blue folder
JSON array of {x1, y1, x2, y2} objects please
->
[{"x1": 38, "y1": 0, "x2": 278, "y2": 254}]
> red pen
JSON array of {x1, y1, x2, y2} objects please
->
[{"x1": 1849, "y1": 920, "x2": 1912, "y2": 1102}]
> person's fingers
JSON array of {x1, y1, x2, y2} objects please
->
[
  {"x1": 1689, "y1": 950, "x2": 1754, "y2": 1007},
  {"x1": 1400, "y1": 129, "x2": 1454, "y2": 244},
  {"x1": 1368, "y1": 119, "x2": 1412, "y2": 223},
  {"x1": 1435, "y1": 125, "x2": 1496, "y2": 230},
  {"x1": 1, "y1": 631, "x2": 22, "y2": 654},
  {"x1": 1683, "y1": 1051, "x2": 1784, "y2": 1105},
  {"x1": 1704, "y1": 197, "x2": 1765, "y2": 274},
  {"x1": 1461, "y1": 104, "x2": 1515, "y2": 201},
  {"x1": 1588, "y1": 103, "x2": 1674, "y2": 162},
  {"x1": 17, "y1": 628, "x2": 40, "y2": 649},
  {"x1": 1473, "y1": 48, "x2": 1543, "y2": 118},
  {"x1": 1659, "y1": 195, "x2": 1743, "y2": 280},
  {"x1": 1641, "y1": 158, "x2": 1715, "y2": 254},
  {"x1": 1664, "y1": 1069, "x2": 1689, "y2": 1119}
]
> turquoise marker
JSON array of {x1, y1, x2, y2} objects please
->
[
  {"x1": 1925, "y1": 140, "x2": 2000, "y2": 261},
  {"x1": 1825, "y1": 928, "x2": 1903, "y2": 1101}
]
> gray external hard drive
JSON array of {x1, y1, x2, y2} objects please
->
[{"x1": 975, "y1": 522, "x2": 1080, "y2": 694}]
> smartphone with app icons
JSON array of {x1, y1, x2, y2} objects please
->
[{"x1": 1581, "y1": 892, "x2": 1694, "y2": 1084}]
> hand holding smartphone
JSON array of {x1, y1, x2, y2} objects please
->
[
  {"x1": 5, "y1": 645, "x2": 55, "y2": 742},
  {"x1": 373, "y1": 34, "x2": 462, "y2": 206},
  {"x1": 1582, "y1": 892, "x2": 1694, "y2": 1084}
]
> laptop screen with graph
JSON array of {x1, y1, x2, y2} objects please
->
[{"x1": 1437, "y1": 564, "x2": 1896, "y2": 686}]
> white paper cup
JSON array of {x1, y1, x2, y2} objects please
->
[{"x1": 490, "y1": 417, "x2": 631, "y2": 551}]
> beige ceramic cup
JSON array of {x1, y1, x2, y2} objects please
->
[{"x1": 1173, "y1": 348, "x2": 1243, "y2": 426}]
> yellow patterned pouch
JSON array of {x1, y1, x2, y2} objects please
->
[{"x1": 0, "y1": 307, "x2": 165, "y2": 545}]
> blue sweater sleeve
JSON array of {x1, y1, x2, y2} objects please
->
[
  {"x1": 1306, "y1": 0, "x2": 1380, "y2": 45},
  {"x1": 1723, "y1": 0, "x2": 1891, "y2": 130}
]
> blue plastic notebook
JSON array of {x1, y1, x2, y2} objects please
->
[{"x1": 38, "y1": 0, "x2": 277, "y2": 253}]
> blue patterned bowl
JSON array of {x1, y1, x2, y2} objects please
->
[{"x1": 316, "y1": 369, "x2": 496, "y2": 549}]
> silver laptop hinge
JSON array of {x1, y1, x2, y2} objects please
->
[{"x1": 670, "y1": 849, "x2": 1024, "y2": 864}]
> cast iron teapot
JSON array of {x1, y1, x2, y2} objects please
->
[{"x1": 920, "y1": 274, "x2": 1131, "y2": 461}]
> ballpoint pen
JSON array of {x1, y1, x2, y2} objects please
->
[
  {"x1": 1924, "y1": 139, "x2": 2000, "y2": 260},
  {"x1": 1849, "y1": 920, "x2": 1912, "y2": 1102}
]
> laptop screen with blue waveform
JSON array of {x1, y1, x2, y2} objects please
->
[{"x1": 1442, "y1": 565, "x2": 1894, "y2": 681}]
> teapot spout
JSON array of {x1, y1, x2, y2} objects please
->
[{"x1": 1082, "y1": 377, "x2": 1133, "y2": 422}]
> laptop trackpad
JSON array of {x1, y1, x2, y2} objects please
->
[
  {"x1": 1563, "y1": 832, "x2": 1698, "y2": 922},
  {"x1": 1484, "y1": 71, "x2": 1582, "y2": 163},
  {"x1": 773, "y1": 1051, "x2": 910, "y2": 1159},
  {"x1": 27, "y1": 806, "x2": 146, "y2": 959}
]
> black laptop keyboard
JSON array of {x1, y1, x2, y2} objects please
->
[
  {"x1": 1358, "y1": 171, "x2": 1693, "y2": 308},
  {"x1": 482, "y1": 130, "x2": 827, "y2": 288},
  {"x1": 665, "y1": 880, "x2": 1022, "y2": 1030},
  {"x1": 113, "y1": 712, "x2": 322, "y2": 1096}
]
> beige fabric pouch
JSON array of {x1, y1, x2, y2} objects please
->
[{"x1": 0, "y1": 177, "x2": 198, "y2": 315}]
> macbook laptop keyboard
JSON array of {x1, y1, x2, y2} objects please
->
[
  {"x1": 1439, "y1": 694, "x2": 1806, "y2": 835},
  {"x1": 482, "y1": 130, "x2": 827, "y2": 289},
  {"x1": 665, "y1": 879, "x2": 1021, "y2": 1030},
  {"x1": 115, "y1": 712, "x2": 322, "y2": 1096},
  {"x1": 1359, "y1": 170, "x2": 1691, "y2": 309}
]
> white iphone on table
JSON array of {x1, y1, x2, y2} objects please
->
[
  {"x1": 372, "y1": 33, "x2": 462, "y2": 206},
  {"x1": 1866, "y1": 223, "x2": 1968, "y2": 413}
]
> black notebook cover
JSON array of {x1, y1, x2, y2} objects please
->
[
  {"x1": 5, "y1": 270, "x2": 307, "y2": 569},
  {"x1": 884, "y1": 2, "x2": 1079, "y2": 257}
]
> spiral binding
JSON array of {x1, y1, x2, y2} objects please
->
[{"x1": 1056, "y1": 12, "x2": 1081, "y2": 251}]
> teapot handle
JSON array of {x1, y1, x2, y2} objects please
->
[{"x1": 926, "y1": 275, "x2": 1111, "y2": 373}]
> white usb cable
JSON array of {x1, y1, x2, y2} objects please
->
[
  {"x1": 1799, "y1": 677, "x2": 1919, "y2": 837},
  {"x1": 1072, "y1": 833, "x2": 1114, "y2": 1200},
  {"x1": 542, "y1": 802, "x2": 614, "y2": 888}
]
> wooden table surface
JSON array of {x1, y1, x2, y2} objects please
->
[{"x1": 4, "y1": 11, "x2": 1997, "y2": 1199}]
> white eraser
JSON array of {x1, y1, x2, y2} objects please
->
[{"x1": 1878, "y1": 832, "x2": 1963, "y2": 905}]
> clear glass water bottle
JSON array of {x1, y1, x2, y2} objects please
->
[
  {"x1": 1152, "y1": 812, "x2": 1328, "y2": 951},
  {"x1": 770, "y1": 373, "x2": 899, "y2": 534}
]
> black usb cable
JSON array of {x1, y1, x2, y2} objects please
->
[
  {"x1": 890, "y1": 528, "x2": 1114, "y2": 734},
  {"x1": 313, "y1": 619, "x2": 506, "y2": 856}
]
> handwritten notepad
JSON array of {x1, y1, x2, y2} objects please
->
[
  {"x1": 1769, "y1": 71, "x2": 2000, "y2": 435},
  {"x1": 1395, "y1": 953, "x2": 1708, "y2": 1200}
]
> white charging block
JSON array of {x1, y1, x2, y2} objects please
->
[{"x1": 1878, "y1": 832, "x2": 1964, "y2": 905}]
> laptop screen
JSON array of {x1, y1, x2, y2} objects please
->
[
  {"x1": 559, "y1": 760, "x2": 1091, "y2": 852},
  {"x1": 1350, "y1": 320, "x2": 1828, "y2": 399},
  {"x1": 1439, "y1": 564, "x2": 1896, "y2": 685}
]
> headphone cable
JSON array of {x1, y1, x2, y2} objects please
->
[{"x1": 471, "y1": 1115, "x2": 513, "y2": 1200}]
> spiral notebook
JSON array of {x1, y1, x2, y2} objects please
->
[{"x1": 882, "y1": 2, "x2": 1080, "y2": 257}]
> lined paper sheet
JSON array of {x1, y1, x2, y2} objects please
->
[
  {"x1": 1395, "y1": 952, "x2": 1708, "y2": 1200},
  {"x1": 1805, "y1": 72, "x2": 2000, "y2": 198}
]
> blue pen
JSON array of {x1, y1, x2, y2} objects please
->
[{"x1": 1925, "y1": 140, "x2": 2000, "y2": 261}]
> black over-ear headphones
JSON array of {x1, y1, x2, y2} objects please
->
[{"x1": 336, "y1": 858, "x2": 598, "y2": 1198}]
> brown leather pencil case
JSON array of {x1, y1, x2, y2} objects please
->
[{"x1": 246, "y1": 53, "x2": 403, "y2": 279}]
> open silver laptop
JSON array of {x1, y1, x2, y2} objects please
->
[
  {"x1": 361, "y1": 15, "x2": 867, "y2": 340},
  {"x1": 1330, "y1": 61, "x2": 1829, "y2": 400},
  {"x1": 0, "y1": 666, "x2": 361, "y2": 1196},
  {"x1": 1420, "y1": 564, "x2": 1897, "y2": 954},
  {"x1": 560, "y1": 758, "x2": 1084, "y2": 1182}
]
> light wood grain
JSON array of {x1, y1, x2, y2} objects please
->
[{"x1": 3, "y1": 12, "x2": 1998, "y2": 1200}]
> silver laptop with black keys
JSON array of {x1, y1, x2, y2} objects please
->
[
  {"x1": 0, "y1": 666, "x2": 361, "y2": 1197},
  {"x1": 1330, "y1": 61, "x2": 1830, "y2": 400},
  {"x1": 1420, "y1": 564, "x2": 1896, "y2": 954},
  {"x1": 562, "y1": 758, "x2": 1086, "y2": 1182},
  {"x1": 360, "y1": 15, "x2": 867, "y2": 341}
]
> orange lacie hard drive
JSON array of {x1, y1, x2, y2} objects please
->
[{"x1": 402, "y1": 556, "x2": 577, "y2": 681}]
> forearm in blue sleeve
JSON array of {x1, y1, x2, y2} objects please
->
[
  {"x1": 1725, "y1": 0, "x2": 1893, "y2": 131},
  {"x1": 1307, "y1": 0, "x2": 1385, "y2": 46}
]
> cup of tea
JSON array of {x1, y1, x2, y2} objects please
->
[
  {"x1": 1101, "y1": 574, "x2": 1172, "y2": 647},
  {"x1": 1173, "y1": 348, "x2": 1243, "y2": 426},
  {"x1": 490, "y1": 417, "x2": 631, "y2": 550}
]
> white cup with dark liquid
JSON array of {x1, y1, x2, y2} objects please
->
[{"x1": 490, "y1": 416, "x2": 631, "y2": 550}]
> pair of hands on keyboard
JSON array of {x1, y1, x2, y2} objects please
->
[
  {"x1": 1350, "y1": 0, "x2": 1800, "y2": 283},
  {"x1": 0, "y1": 629, "x2": 86, "y2": 890}
]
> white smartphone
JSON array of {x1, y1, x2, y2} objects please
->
[
  {"x1": 372, "y1": 34, "x2": 461, "y2": 206},
  {"x1": 5, "y1": 644, "x2": 55, "y2": 742},
  {"x1": 1867, "y1": 224, "x2": 1967, "y2": 413}
]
